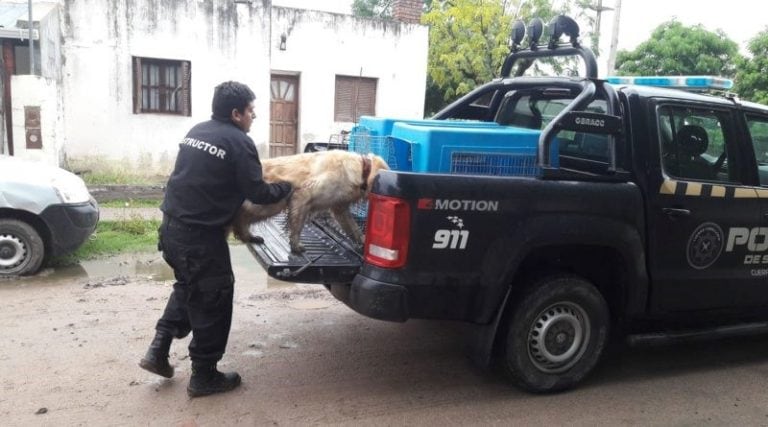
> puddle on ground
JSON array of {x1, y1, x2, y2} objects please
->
[{"x1": 13, "y1": 244, "x2": 293, "y2": 292}]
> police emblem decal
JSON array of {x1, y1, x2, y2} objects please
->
[{"x1": 687, "y1": 222, "x2": 724, "y2": 270}]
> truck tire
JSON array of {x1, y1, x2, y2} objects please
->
[
  {"x1": 0, "y1": 219, "x2": 45, "y2": 277},
  {"x1": 502, "y1": 275, "x2": 609, "y2": 393}
]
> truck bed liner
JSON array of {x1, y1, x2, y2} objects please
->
[{"x1": 246, "y1": 212, "x2": 363, "y2": 284}]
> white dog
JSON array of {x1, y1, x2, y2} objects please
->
[{"x1": 232, "y1": 150, "x2": 389, "y2": 253}]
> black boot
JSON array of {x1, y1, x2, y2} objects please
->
[
  {"x1": 138, "y1": 332, "x2": 174, "y2": 378},
  {"x1": 187, "y1": 363, "x2": 241, "y2": 398}
]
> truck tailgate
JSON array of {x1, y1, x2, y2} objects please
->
[{"x1": 246, "y1": 212, "x2": 363, "y2": 284}]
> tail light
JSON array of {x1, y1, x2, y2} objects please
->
[{"x1": 364, "y1": 194, "x2": 410, "y2": 268}]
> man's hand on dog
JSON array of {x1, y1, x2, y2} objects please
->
[{"x1": 276, "y1": 181, "x2": 293, "y2": 200}]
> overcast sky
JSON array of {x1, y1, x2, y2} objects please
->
[
  {"x1": 598, "y1": 0, "x2": 767, "y2": 53},
  {"x1": 274, "y1": 0, "x2": 768, "y2": 74}
]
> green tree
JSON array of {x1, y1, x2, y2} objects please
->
[
  {"x1": 352, "y1": 0, "x2": 394, "y2": 19},
  {"x1": 615, "y1": 20, "x2": 741, "y2": 77},
  {"x1": 735, "y1": 29, "x2": 768, "y2": 104},
  {"x1": 423, "y1": 0, "x2": 594, "y2": 115},
  {"x1": 423, "y1": 0, "x2": 510, "y2": 113}
]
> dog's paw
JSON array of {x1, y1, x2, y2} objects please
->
[{"x1": 290, "y1": 243, "x2": 306, "y2": 254}]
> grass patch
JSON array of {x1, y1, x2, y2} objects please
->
[
  {"x1": 100, "y1": 199, "x2": 162, "y2": 208},
  {"x1": 65, "y1": 155, "x2": 169, "y2": 185},
  {"x1": 49, "y1": 218, "x2": 161, "y2": 267},
  {"x1": 49, "y1": 216, "x2": 242, "y2": 268},
  {"x1": 81, "y1": 170, "x2": 165, "y2": 185}
]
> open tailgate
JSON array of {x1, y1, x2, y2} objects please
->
[{"x1": 246, "y1": 212, "x2": 363, "y2": 284}]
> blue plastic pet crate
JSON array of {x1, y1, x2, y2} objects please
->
[
  {"x1": 347, "y1": 131, "x2": 411, "y2": 171},
  {"x1": 351, "y1": 117, "x2": 508, "y2": 171},
  {"x1": 347, "y1": 118, "x2": 502, "y2": 218},
  {"x1": 389, "y1": 123, "x2": 559, "y2": 176},
  {"x1": 357, "y1": 116, "x2": 502, "y2": 137}
]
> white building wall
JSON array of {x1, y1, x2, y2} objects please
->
[
  {"x1": 60, "y1": 0, "x2": 271, "y2": 174},
  {"x1": 38, "y1": 3, "x2": 62, "y2": 83},
  {"x1": 1, "y1": 1, "x2": 62, "y2": 165},
  {"x1": 270, "y1": 8, "x2": 428, "y2": 149},
  {"x1": 10, "y1": 75, "x2": 60, "y2": 165},
  {"x1": 7, "y1": 0, "x2": 429, "y2": 173}
]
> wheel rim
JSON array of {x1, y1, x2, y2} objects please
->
[
  {"x1": 527, "y1": 301, "x2": 590, "y2": 374},
  {"x1": 0, "y1": 233, "x2": 27, "y2": 271}
]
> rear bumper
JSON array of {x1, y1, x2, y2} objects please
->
[
  {"x1": 40, "y1": 199, "x2": 99, "y2": 257},
  {"x1": 330, "y1": 275, "x2": 409, "y2": 322}
]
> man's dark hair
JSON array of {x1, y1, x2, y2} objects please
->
[{"x1": 211, "y1": 81, "x2": 255, "y2": 120}]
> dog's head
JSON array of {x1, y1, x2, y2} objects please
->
[{"x1": 365, "y1": 154, "x2": 390, "y2": 192}]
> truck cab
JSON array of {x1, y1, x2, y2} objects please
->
[{"x1": 441, "y1": 73, "x2": 768, "y2": 315}]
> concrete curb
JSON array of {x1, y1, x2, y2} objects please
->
[
  {"x1": 99, "y1": 207, "x2": 163, "y2": 221},
  {"x1": 87, "y1": 184, "x2": 165, "y2": 221},
  {"x1": 87, "y1": 184, "x2": 165, "y2": 203}
]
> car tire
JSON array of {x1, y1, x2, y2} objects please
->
[
  {"x1": 0, "y1": 219, "x2": 45, "y2": 277},
  {"x1": 502, "y1": 275, "x2": 609, "y2": 393}
]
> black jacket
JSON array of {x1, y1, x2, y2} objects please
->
[{"x1": 161, "y1": 117, "x2": 289, "y2": 227}]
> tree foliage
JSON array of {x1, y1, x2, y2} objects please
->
[
  {"x1": 423, "y1": 0, "x2": 510, "y2": 109},
  {"x1": 614, "y1": 20, "x2": 741, "y2": 77},
  {"x1": 423, "y1": 0, "x2": 590, "y2": 115},
  {"x1": 351, "y1": 0, "x2": 393, "y2": 19},
  {"x1": 735, "y1": 29, "x2": 768, "y2": 104}
]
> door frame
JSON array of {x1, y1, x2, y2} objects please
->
[{"x1": 269, "y1": 72, "x2": 300, "y2": 157}]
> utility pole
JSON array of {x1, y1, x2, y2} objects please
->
[
  {"x1": 28, "y1": 0, "x2": 34, "y2": 75},
  {"x1": 583, "y1": 0, "x2": 613, "y2": 56},
  {"x1": 606, "y1": 0, "x2": 622, "y2": 75}
]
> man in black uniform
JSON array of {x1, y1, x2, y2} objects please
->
[{"x1": 139, "y1": 81, "x2": 292, "y2": 398}]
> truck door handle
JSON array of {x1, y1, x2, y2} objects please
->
[{"x1": 662, "y1": 208, "x2": 691, "y2": 218}]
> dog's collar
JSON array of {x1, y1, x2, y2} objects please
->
[{"x1": 361, "y1": 154, "x2": 372, "y2": 191}]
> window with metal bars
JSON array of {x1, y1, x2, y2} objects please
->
[
  {"x1": 334, "y1": 75, "x2": 377, "y2": 122},
  {"x1": 132, "y1": 56, "x2": 191, "y2": 116}
]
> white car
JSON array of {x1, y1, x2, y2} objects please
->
[{"x1": 0, "y1": 156, "x2": 99, "y2": 276}]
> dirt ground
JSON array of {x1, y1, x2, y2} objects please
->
[
  {"x1": 5, "y1": 246, "x2": 768, "y2": 426},
  {"x1": 0, "y1": 247, "x2": 480, "y2": 426}
]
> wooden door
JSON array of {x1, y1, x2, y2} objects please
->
[{"x1": 269, "y1": 75, "x2": 299, "y2": 157}]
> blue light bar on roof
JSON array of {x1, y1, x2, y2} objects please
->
[{"x1": 605, "y1": 76, "x2": 734, "y2": 90}]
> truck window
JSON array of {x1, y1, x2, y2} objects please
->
[
  {"x1": 495, "y1": 94, "x2": 545, "y2": 129},
  {"x1": 558, "y1": 100, "x2": 610, "y2": 163},
  {"x1": 496, "y1": 93, "x2": 610, "y2": 164},
  {"x1": 746, "y1": 115, "x2": 768, "y2": 186},
  {"x1": 657, "y1": 106, "x2": 740, "y2": 184},
  {"x1": 443, "y1": 89, "x2": 499, "y2": 121}
]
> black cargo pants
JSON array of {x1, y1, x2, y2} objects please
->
[{"x1": 155, "y1": 215, "x2": 235, "y2": 364}]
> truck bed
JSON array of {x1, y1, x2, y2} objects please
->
[{"x1": 246, "y1": 212, "x2": 363, "y2": 284}]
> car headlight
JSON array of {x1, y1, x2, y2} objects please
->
[{"x1": 52, "y1": 174, "x2": 91, "y2": 204}]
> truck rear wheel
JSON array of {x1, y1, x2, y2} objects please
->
[{"x1": 502, "y1": 275, "x2": 609, "y2": 393}]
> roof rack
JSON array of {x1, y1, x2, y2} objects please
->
[{"x1": 501, "y1": 15, "x2": 598, "y2": 79}]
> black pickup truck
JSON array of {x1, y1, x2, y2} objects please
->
[{"x1": 250, "y1": 18, "x2": 768, "y2": 392}]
